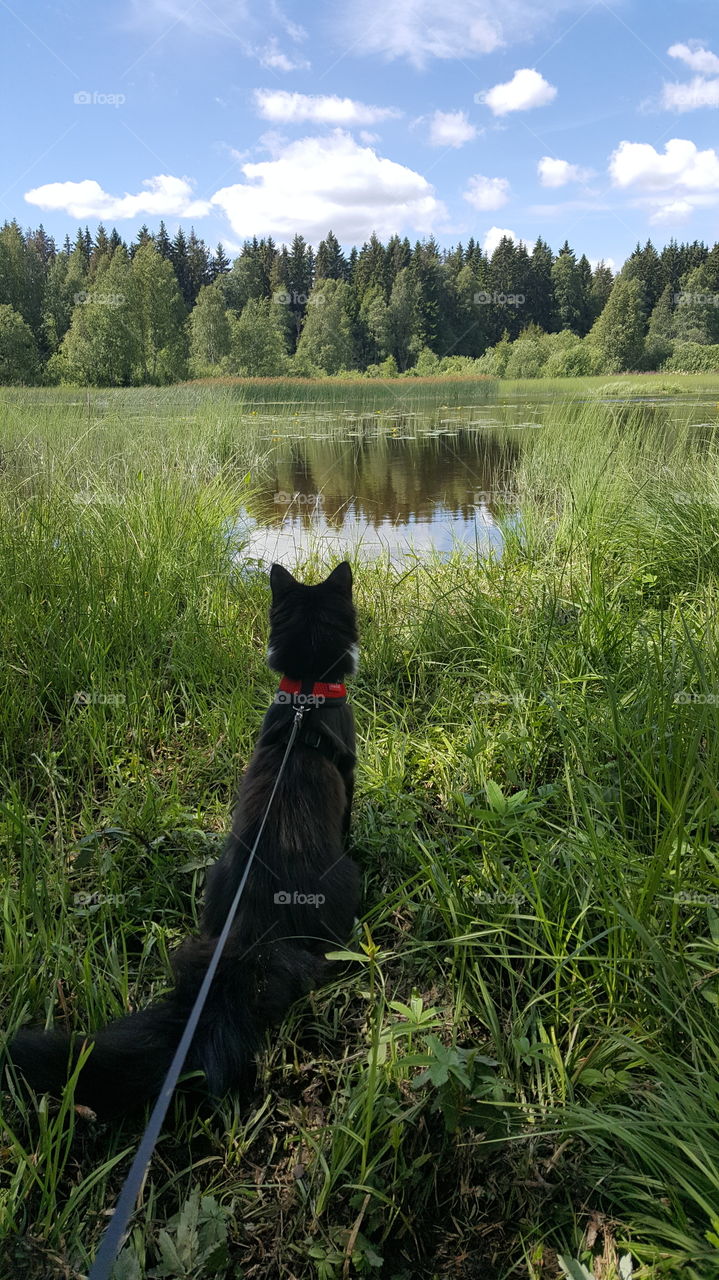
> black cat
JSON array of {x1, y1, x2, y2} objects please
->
[{"x1": 8, "y1": 561, "x2": 360, "y2": 1117}]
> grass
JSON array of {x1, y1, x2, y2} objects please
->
[{"x1": 1, "y1": 381, "x2": 719, "y2": 1278}]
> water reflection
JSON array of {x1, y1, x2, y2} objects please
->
[
  {"x1": 240, "y1": 420, "x2": 520, "y2": 564},
  {"x1": 233, "y1": 390, "x2": 719, "y2": 566}
]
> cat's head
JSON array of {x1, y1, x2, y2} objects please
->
[{"x1": 267, "y1": 561, "x2": 359, "y2": 681}]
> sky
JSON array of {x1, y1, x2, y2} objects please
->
[{"x1": 2, "y1": 0, "x2": 719, "y2": 267}]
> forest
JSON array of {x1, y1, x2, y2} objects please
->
[{"x1": 1, "y1": 218, "x2": 719, "y2": 384}]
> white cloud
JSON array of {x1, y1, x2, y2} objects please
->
[
  {"x1": 609, "y1": 138, "x2": 719, "y2": 192},
  {"x1": 537, "y1": 156, "x2": 593, "y2": 186},
  {"x1": 258, "y1": 41, "x2": 310, "y2": 72},
  {"x1": 211, "y1": 131, "x2": 446, "y2": 242},
  {"x1": 427, "y1": 110, "x2": 477, "y2": 147},
  {"x1": 649, "y1": 199, "x2": 694, "y2": 223},
  {"x1": 253, "y1": 89, "x2": 400, "y2": 126},
  {"x1": 589, "y1": 257, "x2": 616, "y2": 272},
  {"x1": 662, "y1": 76, "x2": 719, "y2": 112},
  {"x1": 668, "y1": 42, "x2": 719, "y2": 74},
  {"x1": 609, "y1": 138, "x2": 719, "y2": 224},
  {"x1": 482, "y1": 226, "x2": 533, "y2": 255},
  {"x1": 24, "y1": 174, "x2": 211, "y2": 220},
  {"x1": 337, "y1": 0, "x2": 589, "y2": 68},
  {"x1": 478, "y1": 69, "x2": 557, "y2": 116},
  {"x1": 130, "y1": 1, "x2": 311, "y2": 72},
  {"x1": 464, "y1": 175, "x2": 509, "y2": 210},
  {"x1": 660, "y1": 43, "x2": 719, "y2": 112}
]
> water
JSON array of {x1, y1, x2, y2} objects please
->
[{"x1": 236, "y1": 391, "x2": 719, "y2": 565}]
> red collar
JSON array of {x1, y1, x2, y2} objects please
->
[{"x1": 278, "y1": 676, "x2": 347, "y2": 700}]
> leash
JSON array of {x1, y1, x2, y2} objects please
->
[{"x1": 88, "y1": 705, "x2": 307, "y2": 1280}]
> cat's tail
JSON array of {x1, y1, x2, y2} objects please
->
[{"x1": 6, "y1": 936, "x2": 326, "y2": 1118}]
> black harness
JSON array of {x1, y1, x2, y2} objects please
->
[{"x1": 259, "y1": 677, "x2": 356, "y2": 771}]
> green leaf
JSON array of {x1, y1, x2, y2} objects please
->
[{"x1": 484, "y1": 779, "x2": 506, "y2": 812}]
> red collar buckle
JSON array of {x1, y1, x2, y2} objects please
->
[{"x1": 278, "y1": 676, "x2": 347, "y2": 700}]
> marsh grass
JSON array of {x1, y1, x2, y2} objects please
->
[{"x1": 1, "y1": 382, "x2": 719, "y2": 1278}]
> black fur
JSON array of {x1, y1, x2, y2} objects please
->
[{"x1": 7, "y1": 561, "x2": 360, "y2": 1118}]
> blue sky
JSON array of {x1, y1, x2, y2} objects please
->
[{"x1": 3, "y1": 0, "x2": 719, "y2": 266}]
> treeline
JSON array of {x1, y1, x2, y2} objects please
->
[{"x1": 0, "y1": 219, "x2": 718, "y2": 385}]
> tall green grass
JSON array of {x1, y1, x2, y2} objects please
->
[{"x1": 1, "y1": 384, "x2": 719, "y2": 1279}]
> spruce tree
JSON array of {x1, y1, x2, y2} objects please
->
[
  {"x1": 315, "y1": 230, "x2": 347, "y2": 281},
  {"x1": 551, "y1": 242, "x2": 584, "y2": 332},
  {"x1": 587, "y1": 276, "x2": 647, "y2": 371},
  {"x1": 210, "y1": 242, "x2": 231, "y2": 279}
]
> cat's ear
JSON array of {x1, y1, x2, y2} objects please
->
[
  {"x1": 270, "y1": 563, "x2": 297, "y2": 599},
  {"x1": 325, "y1": 561, "x2": 353, "y2": 596}
]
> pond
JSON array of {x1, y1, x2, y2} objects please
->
[{"x1": 236, "y1": 389, "x2": 719, "y2": 565}]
